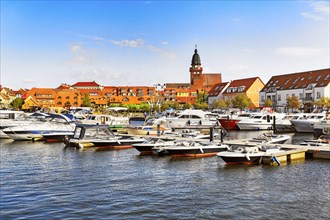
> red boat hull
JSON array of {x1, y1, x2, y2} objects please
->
[{"x1": 218, "y1": 118, "x2": 240, "y2": 130}]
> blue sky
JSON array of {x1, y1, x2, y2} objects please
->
[{"x1": 1, "y1": 1, "x2": 329, "y2": 90}]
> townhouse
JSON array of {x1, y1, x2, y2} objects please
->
[
  {"x1": 208, "y1": 77, "x2": 265, "y2": 108},
  {"x1": 259, "y1": 68, "x2": 330, "y2": 112}
]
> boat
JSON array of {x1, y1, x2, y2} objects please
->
[
  {"x1": 132, "y1": 138, "x2": 175, "y2": 155},
  {"x1": 65, "y1": 124, "x2": 145, "y2": 149},
  {"x1": 290, "y1": 112, "x2": 326, "y2": 133},
  {"x1": 273, "y1": 114, "x2": 297, "y2": 133},
  {"x1": 126, "y1": 117, "x2": 172, "y2": 135},
  {"x1": 2, "y1": 113, "x2": 76, "y2": 141},
  {"x1": 0, "y1": 110, "x2": 27, "y2": 138},
  {"x1": 236, "y1": 113, "x2": 285, "y2": 131},
  {"x1": 313, "y1": 119, "x2": 330, "y2": 137},
  {"x1": 299, "y1": 135, "x2": 330, "y2": 146},
  {"x1": 42, "y1": 131, "x2": 74, "y2": 143},
  {"x1": 80, "y1": 107, "x2": 129, "y2": 130},
  {"x1": 218, "y1": 113, "x2": 252, "y2": 130},
  {"x1": 216, "y1": 144, "x2": 283, "y2": 165},
  {"x1": 164, "y1": 140, "x2": 229, "y2": 157},
  {"x1": 246, "y1": 133, "x2": 291, "y2": 144},
  {"x1": 165, "y1": 109, "x2": 219, "y2": 129}
]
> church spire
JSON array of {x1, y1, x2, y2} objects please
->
[{"x1": 191, "y1": 45, "x2": 201, "y2": 66}]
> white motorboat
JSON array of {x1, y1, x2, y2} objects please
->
[
  {"x1": 299, "y1": 135, "x2": 330, "y2": 146},
  {"x1": 3, "y1": 114, "x2": 76, "y2": 141},
  {"x1": 291, "y1": 112, "x2": 326, "y2": 133},
  {"x1": 65, "y1": 124, "x2": 145, "y2": 149},
  {"x1": 126, "y1": 117, "x2": 172, "y2": 135},
  {"x1": 236, "y1": 113, "x2": 285, "y2": 131},
  {"x1": 165, "y1": 109, "x2": 219, "y2": 129},
  {"x1": 247, "y1": 133, "x2": 291, "y2": 144},
  {"x1": 132, "y1": 138, "x2": 175, "y2": 155},
  {"x1": 0, "y1": 110, "x2": 26, "y2": 138},
  {"x1": 217, "y1": 145, "x2": 283, "y2": 165},
  {"x1": 164, "y1": 140, "x2": 229, "y2": 157},
  {"x1": 313, "y1": 119, "x2": 330, "y2": 137},
  {"x1": 81, "y1": 107, "x2": 129, "y2": 129},
  {"x1": 274, "y1": 114, "x2": 297, "y2": 133}
]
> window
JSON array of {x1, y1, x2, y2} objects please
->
[
  {"x1": 317, "y1": 92, "x2": 321, "y2": 98},
  {"x1": 299, "y1": 93, "x2": 303, "y2": 99},
  {"x1": 286, "y1": 94, "x2": 290, "y2": 99},
  {"x1": 277, "y1": 95, "x2": 281, "y2": 101},
  {"x1": 316, "y1": 75, "x2": 321, "y2": 81}
]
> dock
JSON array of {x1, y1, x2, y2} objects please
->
[{"x1": 223, "y1": 138, "x2": 330, "y2": 165}]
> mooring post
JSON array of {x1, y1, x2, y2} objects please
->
[
  {"x1": 209, "y1": 127, "x2": 214, "y2": 142},
  {"x1": 157, "y1": 124, "x2": 160, "y2": 136},
  {"x1": 273, "y1": 116, "x2": 277, "y2": 133}
]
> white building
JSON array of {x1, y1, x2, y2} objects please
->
[{"x1": 259, "y1": 68, "x2": 330, "y2": 112}]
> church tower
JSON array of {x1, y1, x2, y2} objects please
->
[{"x1": 190, "y1": 45, "x2": 203, "y2": 85}]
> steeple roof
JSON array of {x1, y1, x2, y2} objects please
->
[{"x1": 191, "y1": 45, "x2": 201, "y2": 66}]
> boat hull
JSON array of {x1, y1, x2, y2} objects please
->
[
  {"x1": 218, "y1": 155, "x2": 263, "y2": 165},
  {"x1": 236, "y1": 123, "x2": 272, "y2": 131},
  {"x1": 166, "y1": 146, "x2": 228, "y2": 157},
  {"x1": 218, "y1": 119, "x2": 240, "y2": 130}
]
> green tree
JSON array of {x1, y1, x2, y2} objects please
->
[
  {"x1": 286, "y1": 96, "x2": 300, "y2": 111},
  {"x1": 263, "y1": 98, "x2": 273, "y2": 107},
  {"x1": 210, "y1": 99, "x2": 227, "y2": 109},
  {"x1": 196, "y1": 91, "x2": 208, "y2": 104},
  {"x1": 11, "y1": 98, "x2": 24, "y2": 110},
  {"x1": 193, "y1": 102, "x2": 208, "y2": 110},
  {"x1": 182, "y1": 103, "x2": 192, "y2": 109},
  {"x1": 232, "y1": 94, "x2": 252, "y2": 110},
  {"x1": 81, "y1": 94, "x2": 91, "y2": 107}
]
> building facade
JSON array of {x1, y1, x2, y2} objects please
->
[{"x1": 259, "y1": 68, "x2": 330, "y2": 112}]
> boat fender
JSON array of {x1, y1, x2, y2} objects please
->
[
  {"x1": 271, "y1": 156, "x2": 281, "y2": 166},
  {"x1": 200, "y1": 148, "x2": 204, "y2": 153},
  {"x1": 245, "y1": 154, "x2": 250, "y2": 161}
]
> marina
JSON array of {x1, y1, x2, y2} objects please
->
[{"x1": 1, "y1": 131, "x2": 329, "y2": 219}]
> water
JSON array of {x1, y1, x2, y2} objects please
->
[{"x1": 1, "y1": 131, "x2": 329, "y2": 219}]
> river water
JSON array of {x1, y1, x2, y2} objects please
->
[{"x1": 1, "y1": 131, "x2": 329, "y2": 219}]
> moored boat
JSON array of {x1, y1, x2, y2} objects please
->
[
  {"x1": 132, "y1": 138, "x2": 175, "y2": 155},
  {"x1": 247, "y1": 133, "x2": 291, "y2": 144},
  {"x1": 217, "y1": 144, "x2": 283, "y2": 165},
  {"x1": 165, "y1": 141, "x2": 229, "y2": 157},
  {"x1": 65, "y1": 124, "x2": 145, "y2": 149}
]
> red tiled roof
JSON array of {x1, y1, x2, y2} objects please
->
[
  {"x1": 72, "y1": 81, "x2": 100, "y2": 87},
  {"x1": 261, "y1": 68, "x2": 330, "y2": 92},
  {"x1": 208, "y1": 82, "x2": 230, "y2": 96},
  {"x1": 223, "y1": 77, "x2": 263, "y2": 94}
]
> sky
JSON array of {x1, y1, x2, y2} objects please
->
[{"x1": 1, "y1": 1, "x2": 329, "y2": 90}]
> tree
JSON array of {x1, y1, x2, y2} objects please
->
[
  {"x1": 232, "y1": 94, "x2": 252, "y2": 110},
  {"x1": 81, "y1": 94, "x2": 91, "y2": 107},
  {"x1": 196, "y1": 91, "x2": 208, "y2": 104},
  {"x1": 286, "y1": 96, "x2": 300, "y2": 111},
  {"x1": 263, "y1": 98, "x2": 273, "y2": 107},
  {"x1": 314, "y1": 97, "x2": 330, "y2": 109},
  {"x1": 210, "y1": 99, "x2": 228, "y2": 109},
  {"x1": 11, "y1": 98, "x2": 24, "y2": 110}
]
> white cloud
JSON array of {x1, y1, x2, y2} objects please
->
[
  {"x1": 110, "y1": 39, "x2": 145, "y2": 48},
  {"x1": 161, "y1": 41, "x2": 169, "y2": 45},
  {"x1": 301, "y1": 1, "x2": 330, "y2": 21},
  {"x1": 68, "y1": 43, "x2": 91, "y2": 65},
  {"x1": 275, "y1": 47, "x2": 323, "y2": 56}
]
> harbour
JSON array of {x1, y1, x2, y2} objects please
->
[{"x1": 1, "y1": 131, "x2": 329, "y2": 219}]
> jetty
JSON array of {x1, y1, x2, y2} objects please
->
[{"x1": 224, "y1": 138, "x2": 330, "y2": 165}]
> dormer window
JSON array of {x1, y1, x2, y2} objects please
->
[
  {"x1": 325, "y1": 74, "x2": 330, "y2": 80},
  {"x1": 316, "y1": 75, "x2": 321, "y2": 81}
]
